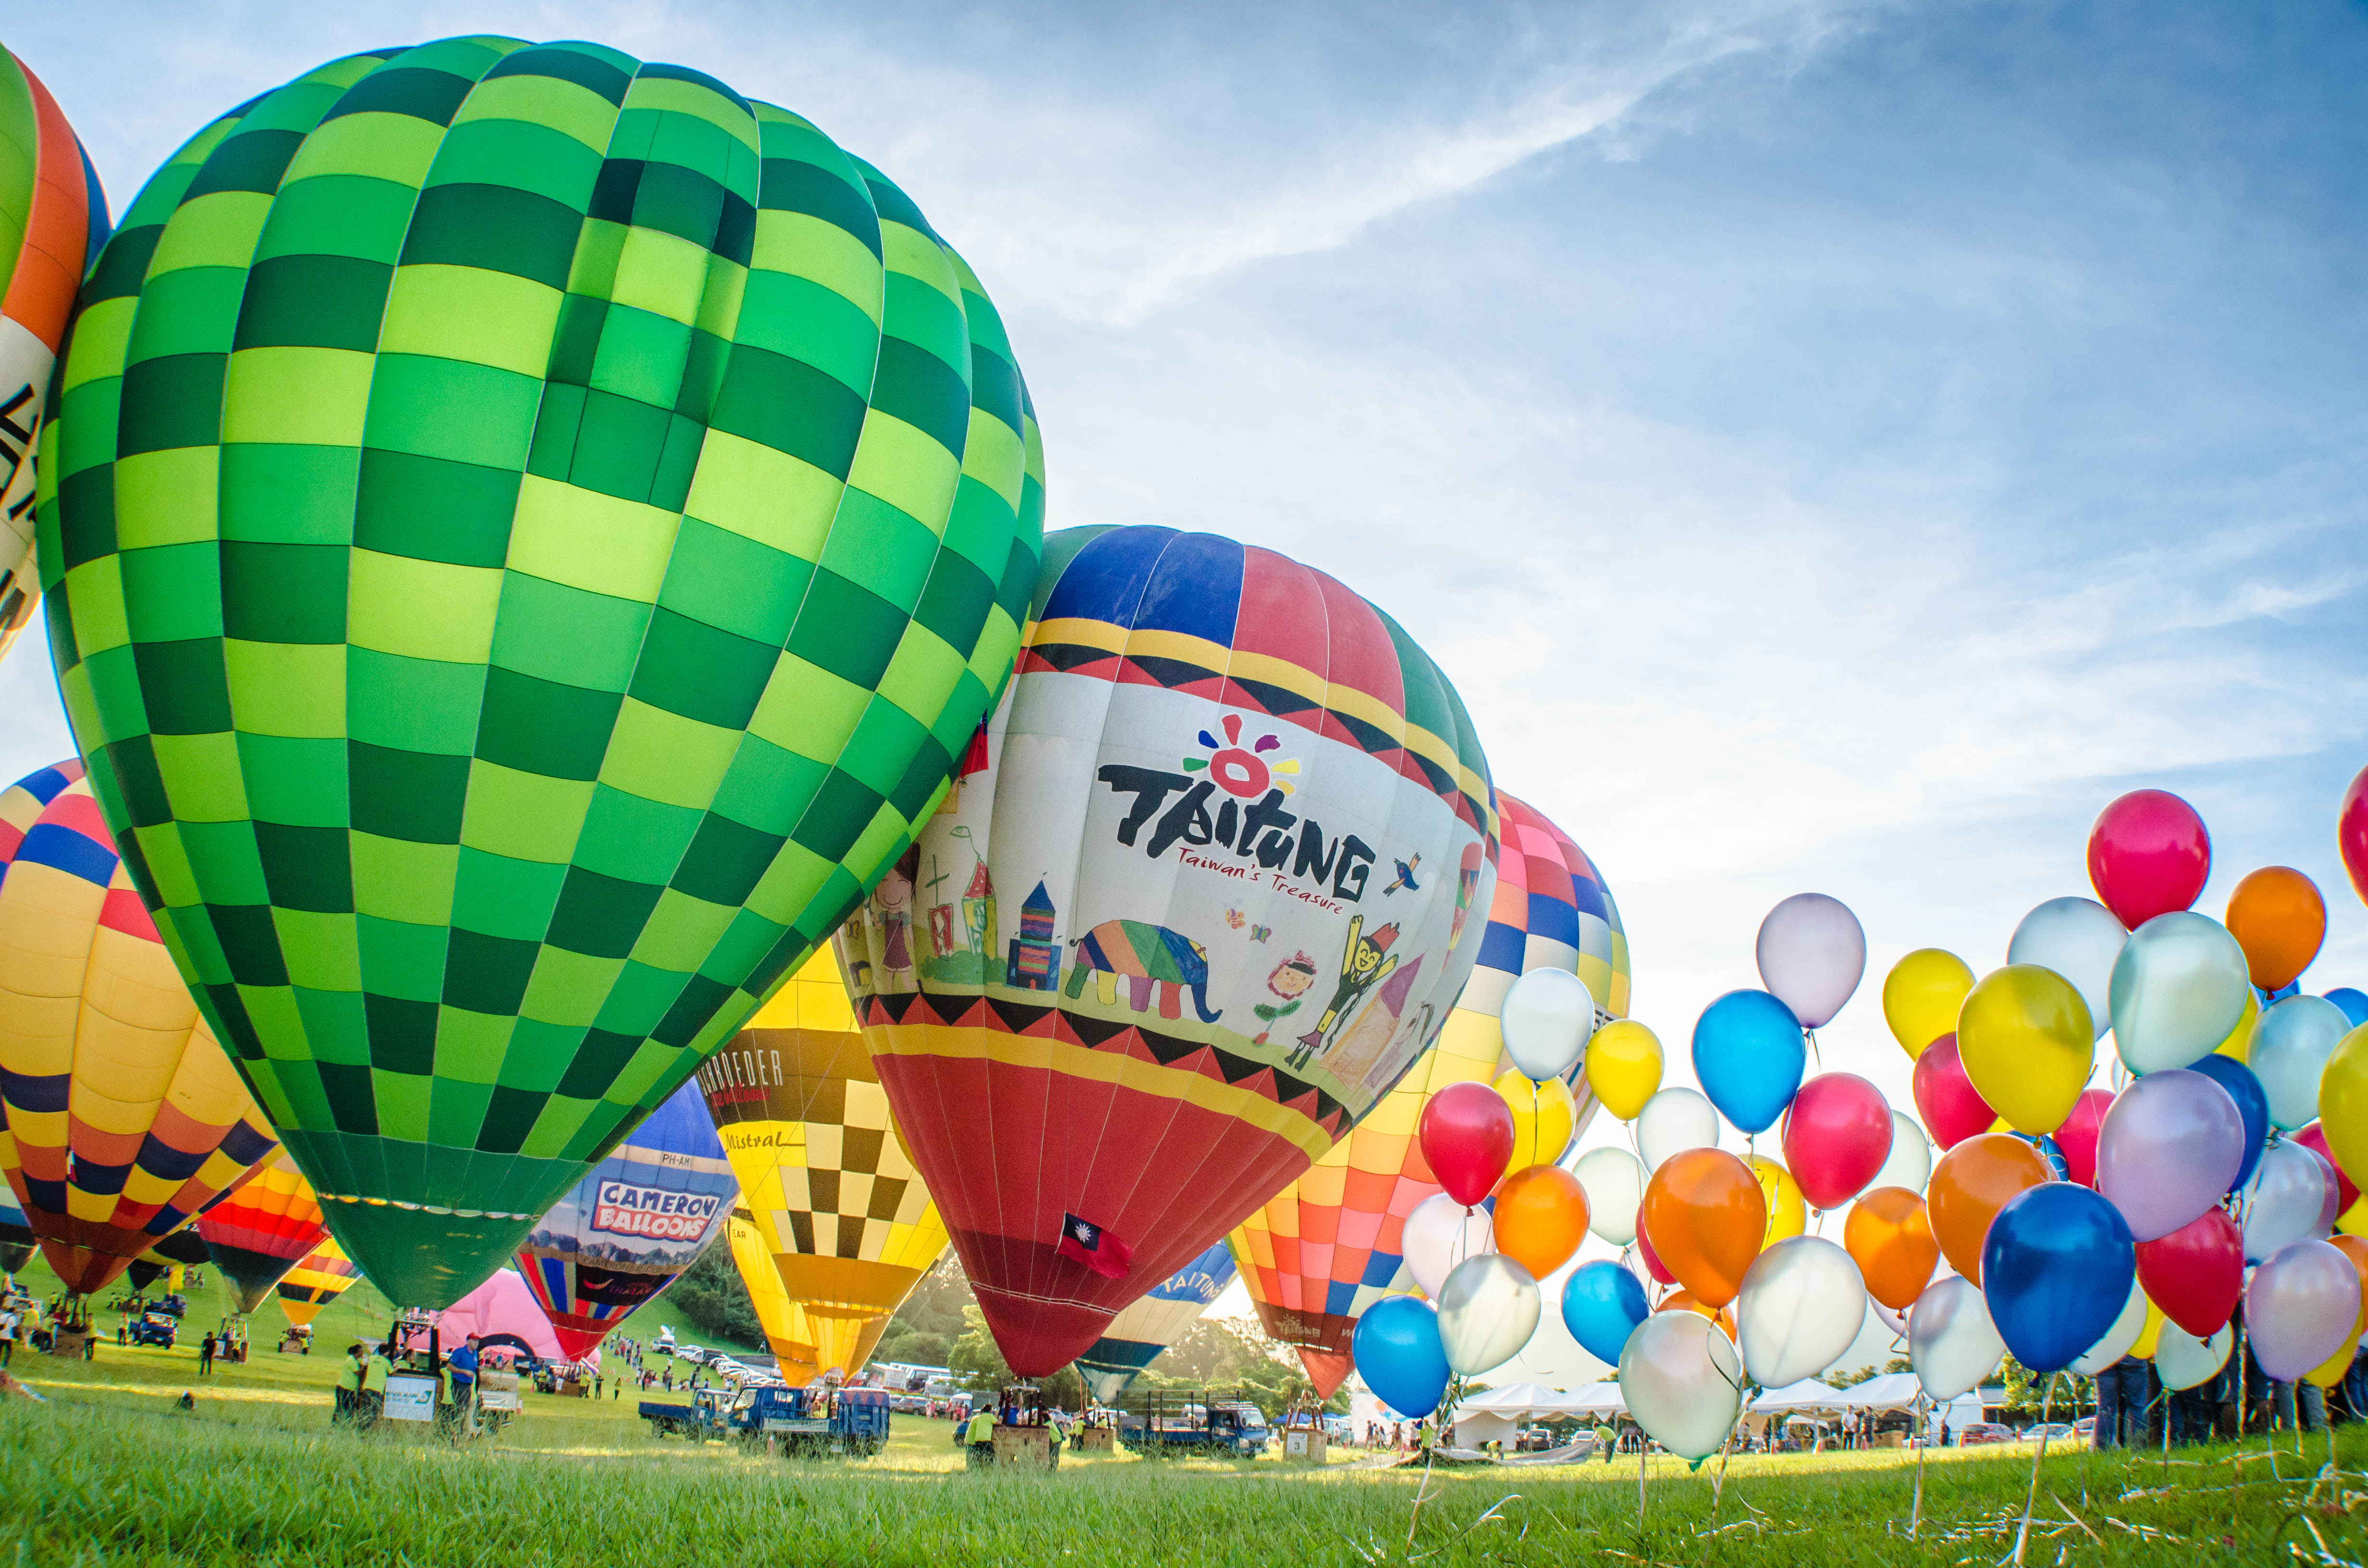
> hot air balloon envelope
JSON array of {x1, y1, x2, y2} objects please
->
[{"x1": 1075, "y1": 1240, "x2": 1239, "y2": 1405}]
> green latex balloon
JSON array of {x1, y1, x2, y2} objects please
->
[{"x1": 35, "y1": 37, "x2": 1044, "y2": 1306}]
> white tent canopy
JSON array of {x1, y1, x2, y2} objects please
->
[
  {"x1": 1749, "y1": 1379, "x2": 1844, "y2": 1413},
  {"x1": 1837, "y1": 1373, "x2": 1922, "y2": 1411},
  {"x1": 1453, "y1": 1383, "x2": 1617, "y2": 1421}
]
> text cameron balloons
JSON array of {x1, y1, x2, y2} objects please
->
[
  {"x1": 1981, "y1": 1184, "x2": 2136, "y2": 1376},
  {"x1": 2094, "y1": 1068, "x2": 2245, "y2": 1241},
  {"x1": 1690, "y1": 990, "x2": 1805, "y2": 1134},
  {"x1": 843, "y1": 526, "x2": 1499, "y2": 1374},
  {"x1": 39, "y1": 40, "x2": 1047, "y2": 1306},
  {"x1": 1754, "y1": 893, "x2": 1866, "y2": 1031}
]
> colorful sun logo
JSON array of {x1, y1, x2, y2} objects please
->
[{"x1": 1184, "y1": 713, "x2": 1300, "y2": 799}]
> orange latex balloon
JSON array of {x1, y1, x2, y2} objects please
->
[
  {"x1": 1927, "y1": 1133, "x2": 2052, "y2": 1284},
  {"x1": 1640, "y1": 1147, "x2": 1766, "y2": 1309},
  {"x1": 1844, "y1": 1186, "x2": 1939, "y2": 1311},
  {"x1": 1655, "y1": 1287, "x2": 1737, "y2": 1342},
  {"x1": 1492, "y1": 1164, "x2": 1589, "y2": 1281},
  {"x1": 2225, "y1": 867, "x2": 2326, "y2": 992}
]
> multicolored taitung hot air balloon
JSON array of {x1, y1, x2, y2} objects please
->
[
  {"x1": 1232, "y1": 790, "x2": 1625, "y2": 1395},
  {"x1": 1074, "y1": 1239, "x2": 1237, "y2": 1405},
  {"x1": 516, "y1": 1079, "x2": 734, "y2": 1360},
  {"x1": 35, "y1": 37, "x2": 1044, "y2": 1307},
  {"x1": 698, "y1": 946, "x2": 945, "y2": 1370},
  {"x1": 0, "y1": 765, "x2": 279, "y2": 1294},
  {"x1": 275, "y1": 1235, "x2": 358, "y2": 1327},
  {"x1": 841, "y1": 525, "x2": 1499, "y2": 1375},
  {"x1": 0, "y1": 43, "x2": 109, "y2": 663},
  {"x1": 196, "y1": 1151, "x2": 329, "y2": 1312}
]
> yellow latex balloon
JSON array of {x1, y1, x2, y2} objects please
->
[
  {"x1": 2322, "y1": 1025, "x2": 2368, "y2": 1198},
  {"x1": 2129, "y1": 1297, "x2": 2166, "y2": 1361},
  {"x1": 1747, "y1": 1155, "x2": 1806, "y2": 1250},
  {"x1": 2306, "y1": 1323, "x2": 2363, "y2": 1389},
  {"x1": 1583, "y1": 1020, "x2": 1664, "y2": 1121},
  {"x1": 2212, "y1": 988, "x2": 2259, "y2": 1064},
  {"x1": 2340, "y1": 1195, "x2": 2368, "y2": 1239},
  {"x1": 1884, "y1": 949, "x2": 1975, "y2": 1060},
  {"x1": 1494, "y1": 1068, "x2": 1579, "y2": 1170},
  {"x1": 1955, "y1": 965, "x2": 2094, "y2": 1136}
]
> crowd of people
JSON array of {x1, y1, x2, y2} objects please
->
[{"x1": 2091, "y1": 1332, "x2": 2368, "y2": 1449}]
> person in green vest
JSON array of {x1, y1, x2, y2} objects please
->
[
  {"x1": 965, "y1": 1407, "x2": 998, "y2": 1470},
  {"x1": 357, "y1": 1342, "x2": 393, "y2": 1431}
]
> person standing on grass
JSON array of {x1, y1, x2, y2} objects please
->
[
  {"x1": 335, "y1": 1343, "x2": 366, "y2": 1424},
  {"x1": 358, "y1": 1342, "x2": 392, "y2": 1430},
  {"x1": 0, "y1": 1305, "x2": 15, "y2": 1368},
  {"x1": 198, "y1": 1331, "x2": 216, "y2": 1376}
]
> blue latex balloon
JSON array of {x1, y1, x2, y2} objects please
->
[
  {"x1": 1353, "y1": 1296, "x2": 1452, "y2": 1420},
  {"x1": 2189, "y1": 1054, "x2": 2270, "y2": 1191},
  {"x1": 1980, "y1": 1184, "x2": 2135, "y2": 1375},
  {"x1": 1561, "y1": 1260, "x2": 1651, "y2": 1368},
  {"x1": 2326, "y1": 988, "x2": 2368, "y2": 1029},
  {"x1": 1690, "y1": 989, "x2": 1805, "y2": 1134},
  {"x1": 2007, "y1": 1132, "x2": 2070, "y2": 1181}
]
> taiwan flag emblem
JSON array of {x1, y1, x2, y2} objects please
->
[{"x1": 1056, "y1": 1212, "x2": 1134, "y2": 1280}]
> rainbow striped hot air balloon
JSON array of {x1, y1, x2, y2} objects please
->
[
  {"x1": 0, "y1": 765, "x2": 278, "y2": 1294},
  {"x1": 841, "y1": 525, "x2": 1499, "y2": 1376},
  {"x1": 0, "y1": 43, "x2": 108, "y2": 662},
  {"x1": 196, "y1": 1152, "x2": 329, "y2": 1313},
  {"x1": 1232, "y1": 790, "x2": 1628, "y2": 1395},
  {"x1": 276, "y1": 1235, "x2": 359, "y2": 1327}
]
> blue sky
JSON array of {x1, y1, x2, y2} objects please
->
[{"x1": 8, "y1": 2, "x2": 2367, "y2": 1377}]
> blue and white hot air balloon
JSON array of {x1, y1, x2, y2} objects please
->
[{"x1": 1075, "y1": 1241, "x2": 1240, "y2": 1405}]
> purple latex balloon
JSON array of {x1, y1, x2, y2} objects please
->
[
  {"x1": 2245, "y1": 1239, "x2": 2361, "y2": 1381},
  {"x1": 2241, "y1": 1139, "x2": 2339, "y2": 1263},
  {"x1": 2095, "y1": 1069, "x2": 2245, "y2": 1242}
]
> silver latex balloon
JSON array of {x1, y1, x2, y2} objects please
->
[
  {"x1": 2008, "y1": 896, "x2": 2126, "y2": 1042},
  {"x1": 1500, "y1": 969, "x2": 1598, "y2": 1084},
  {"x1": 1756, "y1": 893, "x2": 1866, "y2": 1031},
  {"x1": 2153, "y1": 1319, "x2": 2234, "y2": 1392},
  {"x1": 1909, "y1": 1274, "x2": 2003, "y2": 1401},
  {"x1": 1402, "y1": 1192, "x2": 1495, "y2": 1298},
  {"x1": 2250, "y1": 995, "x2": 2351, "y2": 1131},
  {"x1": 1864, "y1": 1112, "x2": 1932, "y2": 1195},
  {"x1": 2240, "y1": 1138, "x2": 2338, "y2": 1263},
  {"x1": 2070, "y1": 1274, "x2": 2149, "y2": 1375},
  {"x1": 1571, "y1": 1146, "x2": 1646, "y2": 1246},
  {"x1": 2109, "y1": 912, "x2": 2252, "y2": 1074},
  {"x1": 2246, "y1": 1239, "x2": 2361, "y2": 1381},
  {"x1": 1735, "y1": 1235, "x2": 1867, "y2": 1388},
  {"x1": 1637, "y1": 1087, "x2": 1721, "y2": 1172},
  {"x1": 1617, "y1": 1309, "x2": 1743, "y2": 1462},
  {"x1": 1436, "y1": 1253, "x2": 1542, "y2": 1376}
]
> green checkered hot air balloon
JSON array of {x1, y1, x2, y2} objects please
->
[{"x1": 34, "y1": 36, "x2": 1045, "y2": 1307}]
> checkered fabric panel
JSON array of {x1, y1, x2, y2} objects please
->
[{"x1": 34, "y1": 37, "x2": 1042, "y2": 1305}]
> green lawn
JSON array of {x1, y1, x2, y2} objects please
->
[{"x1": 7, "y1": 1254, "x2": 2368, "y2": 1565}]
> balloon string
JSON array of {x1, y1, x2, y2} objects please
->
[
  {"x1": 2009, "y1": 1373, "x2": 2057, "y2": 1567},
  {"x1": 1909, "y1": 1393, "x2": 1927, "y2": 1540}
]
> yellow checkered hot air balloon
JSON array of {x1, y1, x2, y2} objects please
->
[
  {"x1": 725, "y1": 1207, "x2": 887, "y2": 1382},
  {"x1": 698, "y1": 950, "x2": 944, "y2": 1376},
  {"x1": 275, "y1": 1236, "x2": 359, "y2": 1328}
]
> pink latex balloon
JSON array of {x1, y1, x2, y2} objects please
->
[
  {"x1": 1635, "y1": 1202, "x2": 1676, "y2": 1286},
  {"x1": 1418, "y1": 1079, "x2": 1517, "y2": 1208},
  {"x1": 2096, "y1": 1068, "x2": 2245, "y2": 1242},
  {"x1": 2246, "y1": 1240, "x2": 2362, "y2": 1381},
  {"x1": 2294, "y1": 1122, "x2": 2361, "y2": 1214},
  {"x1": 2343, "y1": 764, "x2": 2368, "y2": 909},
  {"x1": 2054, "y1": 1089, "x2": 2113, "y2": 1188},
  {"x1": 1911, "y1": 1034, "x2": 1996, "y2": 1150},
  {"x1": 2087, "y1": 789, "x2": 2210, "y2": 931},
  {"x1": 1780, "y1": 1073, "x2": 1894, "y2": 1210}
]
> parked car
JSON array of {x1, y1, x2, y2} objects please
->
[
  {"x1": 2071, "y1": 1417, "x2": 2096, "y2": 1440},
  {"x1": 1516, "y1": 1427, "x2": 1557, "y2": 1453},
  {"x1": 1958, "y1": 1423, "x2": 2014, "y2": 1447},
  {"x1": 2026, "y1": 1423, "x2": 2078, "y2": 1444}
]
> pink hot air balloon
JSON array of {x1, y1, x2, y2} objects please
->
[{"x1": 434, "y1": 1267, "x2": 600, "y2": 1369}]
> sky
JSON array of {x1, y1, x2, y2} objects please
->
[{"x1": 8, "y1": 1, "x2": 2368, "y2": 1389}]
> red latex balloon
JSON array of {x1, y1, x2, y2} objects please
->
[
  {"x1": 1634, "y1": 1201, "x2": 1676, "y2": 1285},
  {"x1": 1780, "y1": 1072, "x2": 1894, "y2": 1210},
  {"x1": 1417, "y1": 1079, "x2": 1516, "y2": 1208},
  {"x1": 2134, "y1": 1206, "x2": 2244, "y2": 1339},
  {"x1": 2344, "y1": 764, "x2": 2368, "y2": 909},
  {"x1": 2053, "y1": 1088, "x2": 2113, "y2": 1188},
  {"x1": 2295, "y1": 1123, "x2": 2362, "y2": 1214},
  {"x1": 1911, "y1": 1034, "x2": 1996, "y2": 1150},
  {"x1": 2087, "y1": 789, "x2": 2210, "y2": 930}
]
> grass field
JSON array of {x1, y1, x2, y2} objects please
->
[{"x1": 6, "y1": 1253, "x2": 2366, "y2": 1566}]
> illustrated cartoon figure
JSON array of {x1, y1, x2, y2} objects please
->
[
  {"x1": 1252, "y1": 952, "x2": 1320, "y2": 1045},
  {"x1": 1065, "y1": 919, "x2": 1223, "y2": 1023},
  {"x1": 874, "y1": 861, "x2": 915, "y2": 992},
  {"x1": 1290, "y1": 918, "x2": 1400, "y2": 1069},
  {"x1": 1005, "y1": 879, "x2": 1061, "y2": 990},
  {"x1": 1250, "y1": 924, "x2": 1272, "y2": 943},
  {"x1": 1383, "y1": 854, "x2": 1421, "y2": 896},
  {"x1": 1224, "y1": 907, "x2": 1246, "y2": 931},
  {"x1": 1327, "y1": 956, "x2": 1428, "y2": 1089}
]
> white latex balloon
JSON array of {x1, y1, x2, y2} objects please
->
[
  {"x1": 2250, "y1": 995, "x2": 2351, "y2": 1131},
  {"x1": 1864, "y1": 1112, "x2": 1932, "y2": 1196},
  {"x1": 1735, "y1": 1236, "x2": 1867, "y2": 1388},
  {"x1": 1755, "y1": 893, "x2": 1867, "y2": 1031},
  {"x1": 2007, "y1": 897, "x2": 2127, "y2": 1042},
  {"x1": 2247, "y1": 1239, "x2": 2363, "y2": 1381},
  {"x1": 2153, "y1": 1319, "x2": 2234, "y2": 1392},
  {"x1": 1637, "y1": 1087, "x2": 1720, "y2": 1172},
  {"x1": 2240, "y1": 1138, "x2": 2338, "y2": 1263},
  {"x1": 1617, "y1": 1309, "x2": 1743, "y2": 1462},
  {"x1": 2108, "y1": 912, "x2": 2252, "y2": 1074},
  {"x1": 1571, "y1": 1146, "x2": 1646, "y2": 1246},
  {"x1": 1436, "y1": 1253, "x2": 1542, "y2": 1375},
  {"x1": 1909, "y1": 1275, "x2": 2003, "y2": 1401},
  {"x1": 1500, "y1": 969, "x2": 1599, "y2": 1084},
  {"x1": 2069, "y1": 1275, "x2": 2149, "y2": 1376},
  {"x1": 1402, "y1": 1192, "x2": 1495, "y2": 1298}
]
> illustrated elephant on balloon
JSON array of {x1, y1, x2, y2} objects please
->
[{"x1": 1064, "y1": 919, "x2": 1224, "y2": 1024}]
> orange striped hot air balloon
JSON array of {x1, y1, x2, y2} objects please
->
[
  {"x1": 1233, "y1": 791, "x2": 1628, "y2": 1394},
  {"x1": 276, "y1": 1237, "x2": 359, "y2": 1328},
  {"x1": 196, "y1": 1152, "x2": 328, "y2": 1314},
  {"x1": 0, "y1": 764, "x2": 278, "y2": 1294}
]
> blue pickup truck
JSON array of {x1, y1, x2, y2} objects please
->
[
  {"x1": 1118, "y1": 1389, "x2": 1270, "y2": 1460},
  {"x1": 640, "y1": 1385, "x2": 891, "y2": 1457}
]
